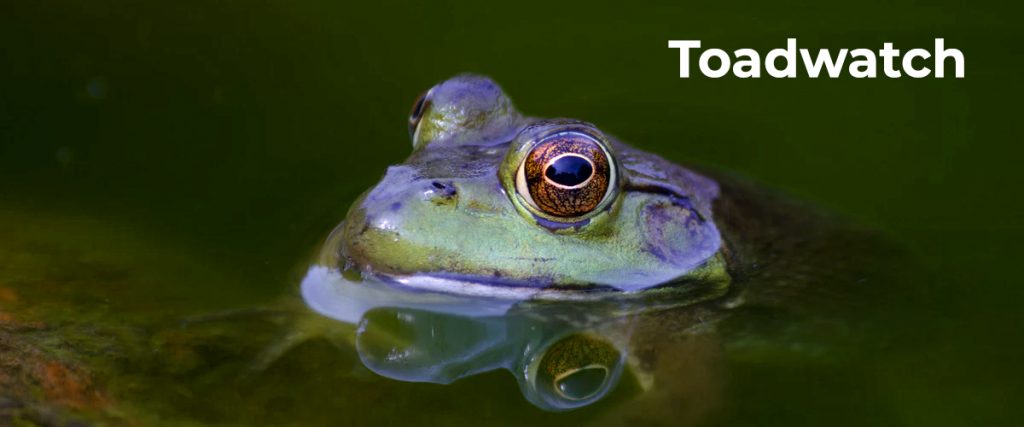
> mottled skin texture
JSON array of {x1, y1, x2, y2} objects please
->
[{"x1": 337, "y1": 74, "x2": 726, "y2": 292}]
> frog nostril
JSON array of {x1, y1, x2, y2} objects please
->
[
  {"x1": 430, "y1": 182, "x2": 454, "y2": 197},
  {"x1": 424, "y1": 181, "x2": 457, "y2": 203}
]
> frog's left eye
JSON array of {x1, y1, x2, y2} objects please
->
[
  {"x1": 408, "y1": 90, "x2": 431, "y2": 137},
  {"x1": 515, "y1": 132, "x2": 614, "y2": 218}
]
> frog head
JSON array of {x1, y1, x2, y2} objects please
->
[{"x1": 329, "y1": 74, "x2": 727, "y2": 296}]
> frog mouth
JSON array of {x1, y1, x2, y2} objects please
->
[
  {"x1": 302, "y1": 264, "x2": 731, "y2": 326},
  {"x1": 371, "y1": 268, "x2": 731, "y2": 306},
  {"x1": 382, "y1": 271, "x2": 619, "y2": 301}
]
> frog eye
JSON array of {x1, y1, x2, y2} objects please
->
[
  {"x1": 515, "y1": 132, "x2": 613, "y2": 218},
  {"x1": 551, "y1": 364, "x2": 610, "y2": 401},
  {"x1": 532, "y1": 333, "x2": 623, "y2": 409},
  {"x1": 408, "y1": 90, "x2": 431, "y2": 137}
]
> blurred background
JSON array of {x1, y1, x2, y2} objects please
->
[{"x1": 1, "y1": 0, "x2": 1021, "y2": 424}]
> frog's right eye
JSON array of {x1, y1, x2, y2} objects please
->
[
  {"x1": 514, "y1": 131, "x2": 615, "y2": 219},
  {"x1": 408, "y1": 90, "x2": 431, "y2": 137}
]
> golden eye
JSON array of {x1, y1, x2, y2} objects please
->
[
  {"x1": 515, "y1": 132, "x2": 612, "y2": 218},
  {"x1": 408, "y1": 90, "x2": 430, "y2": 137}
]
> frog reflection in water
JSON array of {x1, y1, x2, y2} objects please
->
[{"x1": 299, "y1": 74, "x2": 882, "y2": 412}]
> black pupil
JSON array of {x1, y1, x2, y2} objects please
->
[
  {"x1": 410, "y1": 94, "x2": 426, "y2": 120},
  {"x1": 545, "y1": 155, "x2": 593, "y2": 187}
]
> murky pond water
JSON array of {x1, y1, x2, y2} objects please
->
[
  {"x1": 0, "y1": 201, "x2": 879, "y2": 425},
  {"x1": 2, "y1": 0, "x2": 1021, "y2": 425}
]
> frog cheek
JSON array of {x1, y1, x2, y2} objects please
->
[{"x1": 639, "y1": 196, "x2": 723, "y2": 271}]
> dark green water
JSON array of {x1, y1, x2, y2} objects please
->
[{"x1": 1, "y1": 0, "x2": 1021, "y2": 425}]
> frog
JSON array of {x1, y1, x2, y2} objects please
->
[
  {"x1": 295, "y1": 73, "x2": 904, "y2": 416},
  {"x1": 287, "y1": 74, "x2": 746, "y2": 411}
]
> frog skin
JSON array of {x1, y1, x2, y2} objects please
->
[{"x1": 325, "y1": 73, "x2": 730, "y2": 298}]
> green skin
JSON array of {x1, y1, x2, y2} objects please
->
[{"x1": 336, "y1": 74, "x2": 728, "y2": 294}]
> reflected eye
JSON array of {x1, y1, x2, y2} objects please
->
[
  {"x1": 408, "y1": 90, "x2": 430, "y2": 137},
  {"x1": 554, "y1": 364, "x2": 610, "y2": 401},
  {"x1": 533, "y1": 333, "x2": 622, "y2": 409},
  {"x1": 515, "y1": 132, "x2": 613, "y2": 218}
]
